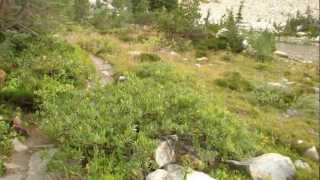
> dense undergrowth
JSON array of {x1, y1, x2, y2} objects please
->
[
  {"x1": 39, "y1": 61, "x2": 259, "y2": 179},
  {"x1": 0, "y1": 0, "x2": 319, "y2": 179},
  {"x1": 0, "y1": 32, "x2": 94, "y2": 175}
]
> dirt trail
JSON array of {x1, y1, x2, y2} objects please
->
[
  {"x1": 0, "y1": 128, "x2": 58, "y2": 180},
  {"x1": 89, "y1": 54, "x2": 114, "y2": 86},
  {"x1": 276, "y1": 42, "x2": 319, "y2": 62}
]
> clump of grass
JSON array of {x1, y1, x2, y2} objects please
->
[
  {"x1": 215, "y1": 72, "x2": 254, "y2": 92},
  {"x1": 139, "y1": 53, "x2": 162, "y2": 62},
  {"x1": 251, "y1": 85, "x2": 302, "y2": 109}
]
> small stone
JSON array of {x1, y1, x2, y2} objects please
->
[
  {"x1": 285, "y1": 108, "x2": 299, "y2": 118},
  {"x1": 242, "y1": 39, "x2": 249, "y2": 48},
  {"x1": 297, "y1": 140, "x2": 304, "y2": 144},
  {"x1": 146, "y1": 169, "x2": 169, "y2": 180},
  {"x1": 155, "y1": 140, "x2": 175, "y2": 167},
  {"x1": 274, "y1": 51, "x2": 289, "y2": 58},
  {"x1": 196, "y1": 57, "x2": 208, "y2": 62},
  {"x1": 187, "y1": 171, "x2": 215, "y2": 180},
  {"x1": 304, "y1": 146, "x2": 319, "y2": 161},
  {"x1": 268, "y1": 82, "x2": 284, "y2": 88},
  {"x1": 170, "y1": 51, "x2": 179, "y2": 56},
  {"x1": 216, "y1": 28, "x2": 228, "y2": 38},
  {"x1": 118, "y1": 76, "x2": 126, "y2": 81},
  {"x1": 296, "y1": 32, "x2": 308, "y2": 37},
  {"x1": 195, "y1": 64, "x2": 202, "y2": 68},
  {"x1": 12, "y1": 138, "x2": 28, "y2": 152},
  {"x1": 294, "y1": 160, "x2": 311, "y2": 171}
]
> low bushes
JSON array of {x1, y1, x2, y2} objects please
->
[
  {"x1": 215, "y1": 72, "x2": 254, "y2": 92},
  {"x1": 39, "y1": 62, "x2": 258, "y2": 178},
  {"x1": 251, "y1": 86, "x2": 302, "y2": 109},
  {"x1": 139, "y1": 53, "x2": 162, "y2": 62},
  {"x1": 248, "y1": 31, "x2": 276, "y2": 61}
]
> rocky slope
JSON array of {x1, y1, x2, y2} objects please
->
[{"x1": 200, "y1": 0, "x2": 319, "y2": 30}]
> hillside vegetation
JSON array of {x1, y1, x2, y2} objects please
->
[{"x1": 0, "y1": 0, "x2": 319, "y2": 179}]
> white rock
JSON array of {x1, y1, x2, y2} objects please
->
[
  {"x1": 216, "y1": 28, "x2": 228, "y2": 38},
  {"x1": 196, "y1": 57, "x2": 208, "y2": 62},
  {"x1": 297, "y1": 140, "x2": 304, "y2": 144},
  {"x1": 242, "y1": 39, "x2": 249, "y2": 48},
  {"x1": 195, "y1": 64, "x2": 202, "y2": 68},
  {"x1": 187, "y1": 171, "x2": 215, "y2": 180},
  {"x1": 296, "y1": 25, "x2": 304, "y2": 31},
  {"x1": 268, "y1": 82, "x2": 285, "y2": 88},
  {"x1": 165, "y1": 164, "x2": 215, "y2": 180},
  {"x1": 155, "y1": 141, "x2": 175, "y2": 167},
  {"x1": 274, "y1": 51, "x2": 289, "y2": 58},
  {"x1": 170, "y1": 51, "x2": 179, "y2": 56},
  {"x1": 296, "y1": 32, "x2": 308, "y2": 37},
  {"x1": 304, "y1": 146, "x2": 319, "y2": 161},
  {"x1": 146, "y1": 169, "x2": 169, "y2": 180},
  {"x1": 118, "y1": 76, "x2": 126, "y2": 81},
  {"x1": 248, "y1": 153, "x2": 296, "y2": 180},
  {"x1": 294, "y1": 160, "x2": 311, "y2": 171},
  {"x1": 12, "y1": 138, "x2": 28, "y2": 152}
]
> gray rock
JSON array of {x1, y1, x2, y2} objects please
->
[
  {"x1": 166, "y1": 164, "x2": 184, "y2": 180},
  {"x1": 248, "y1": 153, "x2": 295, "y2": 180},
  {"x1": 294, "y1": 160, "x2": 311, "y2": 171},
  {"x1": 304, "y1": 146, "x2": 319, "y2": 161},
  {"x1": 146, "y1": 169, "x2": 169, "y2": 180},
  {"x1": 12, "y1": 139, "x2": 28, "y2": 152},
  {"x1": 155, "y1": 141, "x2": 175, "y2": 167}
]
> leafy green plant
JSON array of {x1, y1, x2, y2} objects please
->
[
  {"x1": 251, "y1": 86, "x2": 302, "y2": 109},
  {"x1": 215, "y1": 72, "x2": 254, "y2": 92},
  {"x1": 39, "y1": 62, "x2": 258, "y2": 178},
  {"x1": 248, "y1": 31, "x2": 276, "y2": 61},
  {"x1": 139, "y1": 53, "x2": 162, "y2": 62}
]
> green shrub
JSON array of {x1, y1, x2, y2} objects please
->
[
  {"x1": 0, "y1": 159, "x2": 5, "y2": 176},
  {"x1": 39, "y1": 62, "x2": 257, "y2": 178},
  {"x1": 252, "y1": 86, "x2": 302, "y2": 109},
  {"x1": 215, "y1": 72, "x2": 254, "y2": 92},
  {"x1": 248, "y1": 31, "x2": 275, "y2": 61},
  {"x1": 139, "y1": 53, "x2": 162, "y2": 62},
  {"x1": 282, "y1": 9, "x2": 319, "y2": 37},
  {"x1": 153, "y1": 0, "x2": 201, "y2": 37}
]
